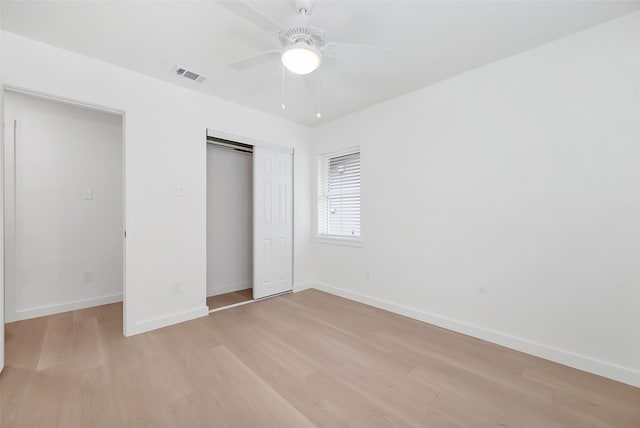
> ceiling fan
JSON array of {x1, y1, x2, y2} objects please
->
[{"x1": 220, "y1": 0, "x2": 388, "y2": 76}]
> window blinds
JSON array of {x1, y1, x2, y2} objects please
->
[{"x1": 318, "y1": 149, "x2": 361, "y2": 237}]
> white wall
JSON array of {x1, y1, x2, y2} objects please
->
[
  {"x1": 1, "y1": 30, "x2": 313, "y2": 335},
  {"x1": 310, "y1": 11, "x2": 640, "y2": 387},
  {"x1": 206, "y1": 146, "x2": 252, "y2": 297},
  {"x1": 3, "y1": 91, "x2": 123, "y2": 321}
]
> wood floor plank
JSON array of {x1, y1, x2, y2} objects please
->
[
  {"x1": 375, "y1": 329, "x2": 556, "y2": 405},
  {"x1": 36, "y1": 311, "x2": 74, "y2": 371},
  {"x1": 551, "y1": 388, "x2": 640, "y2": 428},
  {"x1": 206, "y1": 288, "x2": 253, "y2": 310},
  {"x1": 4, "y1": 316, "x2": 47, "y2": 370},
  {"x1": 202, "y1": 310, "x2": 426, "y2": 427},
  {"x1": 2, "y1": 291, "x2": 639, "y2": 427},
  {"x1": 193, "y1": 345, "x2": 315, "y2": 427}
]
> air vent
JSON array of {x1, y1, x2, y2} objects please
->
[{"x1": 173, "y1": 65, "x2": 207, "y2": 83}]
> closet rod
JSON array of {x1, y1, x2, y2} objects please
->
[
  {"x1": 207, "y1": 137, "x2": 253, "y2": 154},
  {"x1": 207, "y1": 143, "x2": 252, "y2": 155}
]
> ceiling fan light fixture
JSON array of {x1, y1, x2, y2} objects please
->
[{"x1": 281, "y1": 42, "x2": 321, "y2": 75}]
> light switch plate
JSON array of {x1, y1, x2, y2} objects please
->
[
  {"x1": 81, "y1": 189, "x2": 94, "y2": 200},
  {"x1": 171, "y1": 185, "x2": 186, "y2": 197}
]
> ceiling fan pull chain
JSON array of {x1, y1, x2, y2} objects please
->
[
  {"x1": 281, "y1": 63, "x2": 286, "y2": 110},
  {"x1": 316, "y1": 66, "x2": 322, "y2": 119}
]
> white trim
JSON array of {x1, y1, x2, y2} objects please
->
[
  {"x1": 8, "y1": 293, "x2": 123, "y2": 322},
  {"x1": 1, "y1": 82, "x2": 5, "y2": 373},
  {"x1": 317, "y1": 145, "x2": 361, "y2": 158},
  {"x1": 315, "y1": 235, "x2": 363, "y2": 247},
  {"x1": 206, "y1": 128, "x2": 293, "y2": 154},
  {"x1": 126, "y1": 305, "x2": 209, "y2": 337},
  {"x1": 121, "y1": 111, "x2": 128, "y2": 337},
  {"x1": 303, "y1": 282, "x2": 640, "y2": 388},
  {"x1": 3, "y1": 85, "x2": 125, "y2": 115},
  {"x1": 207, "y1": 282, "x2": 252, "y2": 297}
]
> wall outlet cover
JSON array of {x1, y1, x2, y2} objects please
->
[
  {"x1": 172, "y1": 281, "x2": 183, "y2": 294},
  {"x1": 171, "y1": 185, "x2": 186, "y2": 197}
]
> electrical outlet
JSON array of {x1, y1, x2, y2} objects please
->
[
  {"x1": 172, "y1": 281, "x2": 183, "y2": 294},
  {"x1": 82, "y1": 271, "x2": 93, "y2": 283},
  {"x1": 364, "y1": 270, "x2": 371, "y2": 280}
]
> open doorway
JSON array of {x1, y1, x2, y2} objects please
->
[
  {"x1": 206, "y1": 139, "x2": 254, "y2": 310},
  {"x1": 3, "y1": 90, "x2": 124, "y2": 323}
]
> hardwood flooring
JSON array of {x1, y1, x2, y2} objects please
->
[
  {"x1": 1, "y1": 289, "x2": 639, "y2": 427},
  {"x1": 206, "y1": 288, "x2": 253, "y2": 310}
]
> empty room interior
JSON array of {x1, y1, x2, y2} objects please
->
[{"x1": 0, "y1": 0, "x2": 639, "y2": 426}]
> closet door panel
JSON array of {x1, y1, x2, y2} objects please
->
[{"x1": 253, "y1": 147, "x2": 293, "y2": 299}]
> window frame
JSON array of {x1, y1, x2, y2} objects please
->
[{"x1": 316, "y1": 146, "x2": 362, "y2": 247}]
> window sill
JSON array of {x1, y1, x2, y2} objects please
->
[{"x1": 315, "y1": 235, "x2": 363, "y2": 247}]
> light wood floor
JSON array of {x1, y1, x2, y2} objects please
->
[
  {"x1": 206, "y1": 288, "x2": 253, "y2": 310},
  {"x1": 1, "y1": 289, "x2": 638, "y2": 427}
]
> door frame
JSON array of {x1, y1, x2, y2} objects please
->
[
  {"x1": 1, "y1": 84, "x2": 128, "y2": 336},
  {"x1": 205, "y1": 129, "x2": 295, "y2": 306}
]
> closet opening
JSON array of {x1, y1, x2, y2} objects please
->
[
  {"x1": 206, "y1": 130, "x2": 294, "y2": 313},
  {"x1": 206, "y1": 137, "x2": 254, "y2": 311}
]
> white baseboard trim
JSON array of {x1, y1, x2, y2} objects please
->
[
  {"x1": 302, "y1": 282, "x2": 640, "y2": 388},
  {"x1": 126, "y1": 305, "x2": 209, "y2": 337},
  {"x1": 9, "y1": 293, "x2": 123, "y2": 322},
  {"x1": 207, "y1": 281, "x2": 252, "y2": 297}
]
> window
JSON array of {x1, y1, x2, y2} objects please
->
[{"x1": 318, "y1": 147, "x2": 361, "y2": 239}]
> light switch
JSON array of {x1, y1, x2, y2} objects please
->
[
  {"x1": 171, "y1": 185, "x2": 186, "y2": 197},
  {"x1": 81, "y1": 189, "x2": 94, "y2": 200}
]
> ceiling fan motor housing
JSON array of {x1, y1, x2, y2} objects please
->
[
  {"x1": 279, "y1": 14, "x2": 325, "y2": 50},
  {"x1": 279, "y1": 26, "x2": 326, "y2": 50}
]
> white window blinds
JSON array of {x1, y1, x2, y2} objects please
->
[{"x1": 318, "y1": 148, "x2": 361, "y2": 237}]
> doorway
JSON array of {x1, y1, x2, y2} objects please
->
[
  {"x1": 3, "y1": 90, "x2": 125, "y2": 323},
  {"x1": 206, "y1": 139, "x2": 253, "y2": 310}
]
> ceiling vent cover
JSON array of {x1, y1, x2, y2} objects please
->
[{"x1": 173, "y1": 65, "x2": 207, "y2": 83}]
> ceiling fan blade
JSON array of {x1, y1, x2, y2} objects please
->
[
  {"x1": 228, "y1": 50, "x2": 281, "y2": 70},
  {"x1": 324, "y1": 42, "x2": 390, "y2": 61},
  {"x1": 217, "y1": 0, "x2": 281, "y2": 32}
]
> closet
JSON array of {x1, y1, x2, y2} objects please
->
[{"x1": 206, "y1": 130, "x2": 293, "y2": 311}]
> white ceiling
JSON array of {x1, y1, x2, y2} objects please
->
[{"x1": 2, "y1": 1, "x2": 639, "y2": 126}]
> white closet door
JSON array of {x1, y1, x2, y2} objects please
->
[{"x1": 253, "y1": 146, "x2": 293, "y2": 299}]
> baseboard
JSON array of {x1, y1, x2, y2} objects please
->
[
  {"x1": 126, "y1": 305, "x2": 209, "y2": 337},
  {"x1": 304, "y1": 282, "x2": 640, "y2": 388},
  {"x1": 207, "y1": 281, "x2": 252, "y2": 297},
  {"x1": 8, "y1": 293, "x2": 123, "y2": 322}
]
